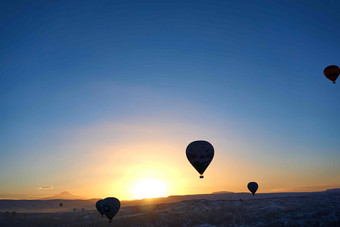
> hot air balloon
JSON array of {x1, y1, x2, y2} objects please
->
[
  {"x1": 96, "y1": 200, "x2": 104, "y2": 217},
  {"x1": 247, "y1": 182, "x2": 258, "y2": 196},
  {"x1": 186, "y1": 140, "x2": 214, "y2": 178},
  {"x1": 324, "y1": 65, "x2": 339, "y2": 84},
  {"x1": 101, "y1": 197, "x2": 120, "y2": 223},
  {"x1": 59, "y1": 202, "x2": 63, "y2": 208}
]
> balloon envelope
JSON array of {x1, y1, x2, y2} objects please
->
[
  {"x1": 95, "y1": 200, "x2": 104, "y2": 217},
  {"x1": 101, "y1": 197, "x2": 120, "y2": 222},
  {"x1": 247, "y1": 182, "x2": 258, "y2": 196},
  {"x1": 324, "y1": 65, "x2": 339, "y2": 84},
  {"x1": 186, "y1": 140, "x2": 214, "y2": 178}
]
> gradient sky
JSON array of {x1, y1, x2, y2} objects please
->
[{"x1": 1, "y1": 0, "x2": 340, "y2": 200}]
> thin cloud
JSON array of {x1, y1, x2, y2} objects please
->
[{"x1": 38, "y1": 185, "x2": 54, "y2": 190}]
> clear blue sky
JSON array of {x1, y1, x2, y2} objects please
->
[{"x1": 1, "y1": 0, "x2": 339, "y2": 199}]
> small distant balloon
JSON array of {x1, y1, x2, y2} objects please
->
[
  {"x1": 59, "y1": 203, "x2": 63, "y2": 207},
  {"x1": 247, "y1": 182, "x2": 258, "y2": 196},
  {"x1": 101, "y1": 197, "x2": 120, "y2": 223},
  {"x1": 96, "y1": 200, "x2": 104, "y2": 217},
  {"x1": 186, "y1": 140, "x2": 214, "y2": 179},
  {"x1": 324, "y1": 65, "x2": 339, "y2": 84}
]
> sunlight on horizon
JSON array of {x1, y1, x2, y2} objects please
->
[{"x1": 131, "y1": 178, "x2": 168, "y2": 199}]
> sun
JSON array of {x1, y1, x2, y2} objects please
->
[{"x1": 131, "y1": 178, "x2": 167, "y2": 199}]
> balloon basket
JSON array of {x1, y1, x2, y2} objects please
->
[{"x1": 200, "y1": 176, "x2": 204, "y2": 179}]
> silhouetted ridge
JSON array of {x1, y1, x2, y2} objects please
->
[
  {"x1": 325, "y1": 188, "x2": 340, "y2": 193},
  {"x1": 211, "y1": 191, "x2": 234, "y2": 194},
  {"x1": 41, "y1": 191, "x2": 86, "y2": 200}
]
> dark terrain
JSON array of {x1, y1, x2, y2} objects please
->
[{"x1": 1, "y1": 190, "x2": 340, "y2": 226}]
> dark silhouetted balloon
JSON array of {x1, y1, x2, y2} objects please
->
[
  {"x1": 101, "y1": 197, "x2": 120, "y2": 223},
  {"x1": 96, "y1": 200, "x2": 104, "y2": 217},
  {"x1": 186, "y1": 140, "x2": 214, "y2": 178},
  {"x1": 324, "y1": 65, "x2": 339, "y2": 84},
  {"x1": 247, "y1": 182, "x2": 258, "y2": 196},
  {"x1": 59, "y1": 202, "x2": 63, "y2": 207}
]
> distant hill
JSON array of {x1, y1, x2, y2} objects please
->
[
  {"x1": 325, "y1": 188, "x2": 340, "y2": 193},
  {"x1": 211, "y1": 191, "x2": 234, "y2": 194},
  {"x1": 41, "y1": 191, "x2": 87, "y2": 200}
]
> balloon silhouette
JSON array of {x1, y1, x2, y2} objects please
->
[
  {"x1": 324, "y1": 65, "x2": 339, "y2": 84},
  {"x1": 95, "y1": 200, "x2": 104, "y2": 217},
  {"x1": 186, "y1": 140, "x2": 214, "y2": 178},
  {"x1": 247, "y1": 182, "x2": 258, "y2": 196},
  {"x1": 101, "y1": 197, "x2": 120, "y2": 223},
  {"x1": 59, "y1": 202, "x2": 63, "y2": 207}
]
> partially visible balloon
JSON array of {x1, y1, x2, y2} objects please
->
[
  {"x1": 101, "y1": 197, "x2": 120, "y2": 223},
  {"x1": 247, "y1": 182, "x2": 258, "y2": 196},
  {"x1": 324, "y1": 65, "x2": 339, "y2": 84},
  {"x1": 186, "y1": 140, "x2": 214, "y2": 178},
  {"x1": 96, "y1": 200, "x2": 104, "y2": 217}
]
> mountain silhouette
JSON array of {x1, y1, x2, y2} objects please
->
[
  {"x1": 211, "y1": 191, "x2": 234, "y2": 194},
  {"x1": 41, "y1": 191, "x2": 87, "y2": 200},
  {"x1": 325, "y1": 188, "x2": 340, "y2": 193}
]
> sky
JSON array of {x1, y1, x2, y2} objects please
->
[{"x1": 1, "y1": 0, "x2": 340, "y2": 200}]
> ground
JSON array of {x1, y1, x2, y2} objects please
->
[{"x1": 1, "y1": 191, "x2": 340, "y2": 226}]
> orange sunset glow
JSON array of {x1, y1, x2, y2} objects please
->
[{"x1": 1, "y1": 0, "x2": 340, "y2": 225}]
